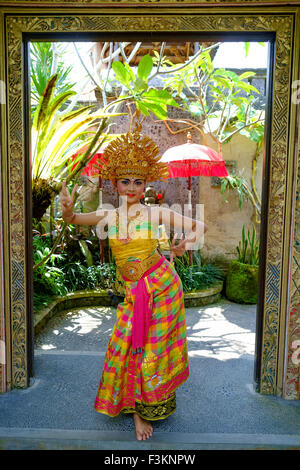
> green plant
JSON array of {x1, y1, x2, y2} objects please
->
[
  {"x1": 220, "y1": 175, "x2": 247, "y2": 209},
  {"x1": 32, "y1": 74, "x2": 115, "y2": 185},
  {"x1": 30, "y1": 71, "x2": 126, "y2": 273},
  {"x1": 226, "y1": 221, "x2": 261, "y2": 303},
  {"x1": 236, "y1": 224, "x2": 259, "y2": 265},
  {"x1": 30, "y1": 42, "x2": 75, "y2": 112},
  {"x1": 78, "y1": 240, "x2": 94, "y2": 267},
  {"x1": 111, "y1": 54, "x2": 180, "y2": 120},
  {"x1": 32, "y1": 231, "x2": 52, "y2": 250},
  {"x1": 33, "y1": 232, "x2": 117, "y2": 312},
  {"x1": 156, "y1": 44, "x2": 264, "y2": 224},
  {"x1": 51, "y1": 222, "x2": 102, "y2": 269},
  {"x1": 159, "y1": 47, "x2": 263, "y2": 145},
  {"x1": 219, "y1": 121, "x2": 264, "y2": 223},
  {"x1": 31, "y1": 70, "x2": 128, "y2": 220},
  {"x1": 62, "y1": 262, "x2": 90, "y2": 291},
  {"x1": 87, "y1": 263, "x2": 116, "y2": 290},
  {"x1": 33, "y1": 234, "x2": 67, "y2": 267},
  {"x1": 33, "y1": 235, "x2": 68, "y2": 308},
  {"x1": 33, "y1": 290, "x2": 58, "y2": 313},
  {"x1": 226, "y1": 260, "x2": 258, "y2": 304},
  {"x1": 174, "y1": 250, "x2": 224, "y2": 292},
  {"x1": 62, "y1": 261, "x2": 116, "y2": 292}
]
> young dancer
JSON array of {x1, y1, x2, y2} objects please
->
[{"x1": 60, "y1": 124, "x2": 207, "y2": 440}]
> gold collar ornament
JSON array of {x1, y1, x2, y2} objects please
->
[
  {"x1": 92, "y1": 122, "x2": 170, "y2": 183},
  {"x1": 116, "y1": 207, "x2": 143, "y2": 244}
]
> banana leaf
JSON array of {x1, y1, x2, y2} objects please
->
[{"x1": 78, "y1": 240, "x2": 93, "y2": 267}]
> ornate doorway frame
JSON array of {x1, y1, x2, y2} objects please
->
[{"x1": 0, "y1": 4, "x2": 299, "y2": 399}]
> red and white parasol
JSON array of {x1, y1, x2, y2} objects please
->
[{"x1": 161, "y1": 132, "x2": 228, "y2": 264}]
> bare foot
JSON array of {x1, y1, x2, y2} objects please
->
[{"x1": 133, "y1": 413, "x2": 153, "y2": 441}]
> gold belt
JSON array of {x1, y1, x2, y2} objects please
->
[{"x1": 120, "y1": 251, "x2": 162, "y2": 281}]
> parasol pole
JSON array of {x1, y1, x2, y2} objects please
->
[
  {"x1": 187, "y1": 134, "x2": 193, "y2": 267},
  {"x1": 99, "y1": 176, "x2": 104, "y2": 264},
  {"x1": 188, "y1": 172, "x2": 193, "y2": 266}
]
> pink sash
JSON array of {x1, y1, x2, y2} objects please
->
[{"x1": 122, "y1": 255, "x2": 166, "y2": 354}]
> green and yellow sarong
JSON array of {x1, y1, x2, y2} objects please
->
[{"x1": 94, "y1": 211, "x2": 189, "y2": 420}]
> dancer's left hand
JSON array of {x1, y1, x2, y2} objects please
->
[{"x1": 170, "y1": 233, "x2": 187, "y2": 263}]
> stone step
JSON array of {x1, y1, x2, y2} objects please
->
[{"x1": 1, "y1": 428, "x2": 300, "y2": 450}]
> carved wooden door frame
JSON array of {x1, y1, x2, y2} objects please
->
[{"x1": 0, "y1": 5, "x2": 299, "y2": 399}]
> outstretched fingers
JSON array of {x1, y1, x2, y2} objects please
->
[
  {"x1": 170, "y1": 233, "x2": 177, "y2": 263},
  {"x1": 61, "y1": 180, "x2": 68, "y2": 194},
  {"x1": 171, "y1": 232, "x2": 178, "y2": 247},
  {"x1": 60, "y1": 181, "x2": 78, "y2": 207},
  {"x1": 71, "y1": 183, "x2": 78, "y2": 201}
]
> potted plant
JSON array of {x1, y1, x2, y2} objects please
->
[{"x1": 225, "y1": 224, "x2": 259, "y2": 304}]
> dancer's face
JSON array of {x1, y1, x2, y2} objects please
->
[{"x1": 115, "y1": 177, "x2": 146, "y2": 205}]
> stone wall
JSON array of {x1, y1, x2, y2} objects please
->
[{"x1": 200, "y1": 132, "x2": 262, "y2": 265}]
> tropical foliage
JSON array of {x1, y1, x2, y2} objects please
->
[
  {"x1": 29, "y1": 43, "x2": 87, "y2": 221},
  {"x1": 31, "y1": 51, "x2": 180, "y2": 221},
  {"x1": 173, "y1": 249, "x2": 224, "y2": 292},
  {"x1": 30, "y1": 42, "x2": 75, "y2": 111},
  {"x1": 31, "y1": 73, "x2": 124, "y2": 220},
  {"x1": 111, "y1": 54, "x2": 180, "y2": 120},
  {"x1": 33, "y1": 234, "x2": 116, "y2": 313},
  {"x1": 219, "y1": 122, "x2": 264, "y2": 223},
  {"x1": 33, "y1": 234, "x2": 68, "y2": 303},
  {"x1": 236, "y1": 224, "x2": 259, "y2": 266},
  {"x1": 158, "y1": 46, "x2": 264, "y2": 145},
  {"x1": 155, "y1": 45, "x2": 264, "y2": 224}
]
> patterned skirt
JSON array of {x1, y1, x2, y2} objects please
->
[{"x1": 94, "y1": 257, "x2": 189, "y2": 421}]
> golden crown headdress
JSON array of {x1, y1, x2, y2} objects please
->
[{"x1": 93, "y1": 123, "x2": 170, "y2": 182}]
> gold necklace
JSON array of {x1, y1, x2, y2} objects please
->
[{"x1": 116, "y1": 207, "x2": 144, "y2": 243}]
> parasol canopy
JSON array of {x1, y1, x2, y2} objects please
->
[
  {"x1": 161, "y1": 135, "x2": 228, "y2": 179},
  {"x1": 161, "y1": 132, "x2": 228, "y2": 266}
]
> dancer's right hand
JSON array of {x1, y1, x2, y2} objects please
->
[
  {"x1": 170, "y1": 233, "x2": 187, "y2": 264},
  {"x1": 59, "y1": 181, "x2": 78, "y2": 221}
]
